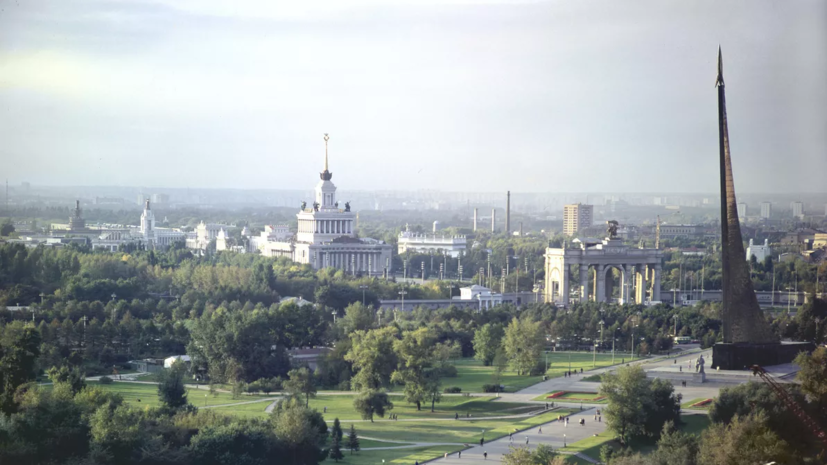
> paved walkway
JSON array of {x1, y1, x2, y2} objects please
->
[{"x1": 427, "y1": 407, "x2": 606, "y2": 464}]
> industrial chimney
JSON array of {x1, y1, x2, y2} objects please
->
[
  {"x1": 506, "y1": 191, "x2": 511, "y2": 234},
  {"x1": 473, "y1": 208, "x2": 478, "y2": 231},
  {"x1": 491, "y1": 208, "x2": 496, "y2": 233}
]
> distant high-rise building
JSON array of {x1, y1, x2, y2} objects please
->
[
  {"x1": 151, "y1": 193, "x2": 170, "y2": 204},
  {"x1": 737, "y1": 203, "x2": 747, "y2": 219},
  {"x1": 563, "y1": 203, "x2": 593, "y2": 236},
  {"x1": 791, "y1": 201, "x2": 804, "y2": 219},
  {"x1": 760, "y1": 202, "x2": 772, "y2": 219}
]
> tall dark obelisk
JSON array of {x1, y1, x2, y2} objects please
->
[{"x1": 712, "y1": 47, "x2": 812, "y2": 369}]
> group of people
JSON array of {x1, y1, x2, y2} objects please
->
[{"x1": 562, "y1": 367, "x2": 585, "y2": 378}]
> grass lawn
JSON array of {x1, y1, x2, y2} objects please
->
[
  {"x1": 532, "y1": 391, "x2": 608, "y2": 403},
  {"x1": 320, "y1": 445, "x2": 462, "y2": 464},
  {"x1": 81, "y1": 381, "x2": 243, "y2": 407},
  {"x1": 680, "y1": 414, "x2": 710, "y2": 435},
  {"x1": 680, "y1": 398, "x2": 714, "y2": 410},
  {"x1": 313, "y1": 395, "x2": 542, "y2": 422},
  {"x1": 353, "y1": 438, "x2": 411, "y2": 449},
  {"x1": 428, "y1": 354, "x2": 623, "y2": 394},
  {"x1": 338, "y1": 409, "x2": 578, "y2": 445}
]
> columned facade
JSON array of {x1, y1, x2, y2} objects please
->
[{"x1": 544, "y1": 237, "x2": 663, "y2": 307}]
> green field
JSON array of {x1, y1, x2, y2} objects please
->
[
  {"x1": 532, "y1": 391, "x2": 608, "y2": 403},
  {"x1": 46, "y1": 381, "x2": 247, "y2": 408},
  {"x1": 428, "y1": 353, "x2": 623, "y2": 394},
  {"x1": 213, "y1": 394, "x2": 543, "y2": 421},
  {"x1": 338, "y1": 409, "x2": 578, "y2": 445},
  {"x1": 351, "y1": 438, "x2": 411, "y2": 449}
]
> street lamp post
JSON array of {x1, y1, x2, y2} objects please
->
[
  {"x1": 399, "y1": 289, "x2": 408, "y2": 313},
  {"x1": 359, "y1": 285, "x2": 368, "y2": 306},
  {"x1": 612, "y1": 328, "x2": 618, "y2": 365},
  {"x1": 594, "y1": 320, "x2": 604, "y2": 368},
  {"x1": 331, "y1": 310, "x2": 337, "y2": 324},
  {"x1": 110, "y1": 293, "x2": 117, "y2": 320},
  {"x1": 673, "y1": 314, "x2": 678, "y2": 337}
]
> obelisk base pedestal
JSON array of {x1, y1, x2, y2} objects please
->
[{"x1": 711, "y1": 341, "x2": 815, "y2": 370}]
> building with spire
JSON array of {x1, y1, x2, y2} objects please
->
[
  {"x1": 68, "y1": 200, "x2": 86, "y2": 231},
  {"x1": 260, "y1": 134, "x2": 392, "y2": 276}
]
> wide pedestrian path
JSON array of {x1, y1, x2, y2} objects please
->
[{"x1": 427, "y1": 407, "x2": 606, "y2": 464}]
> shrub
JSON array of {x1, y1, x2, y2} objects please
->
[
  {"x1": 482, "y1": 384, "x2": 503, "y2": 393},
  {"x1": 443, "y1": 387, "x2": 461, "y2": 393},
  {"x1": 436, "y1": 365, "x2": 458, "y2": 378},
  {"x1": 98, "y1": 376, "x2": 113, "y2": 385}
]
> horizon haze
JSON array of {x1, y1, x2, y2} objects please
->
[{"x1": 1, "y1": 0, "x2": 825, "y2": 194}]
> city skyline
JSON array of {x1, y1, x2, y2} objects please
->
[{"x1": 1, "y1": 0, "x2": 826, "y2": 194}]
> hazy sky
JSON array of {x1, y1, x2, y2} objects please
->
[{"x1": 1, "y1": 0, "x2": 825, "y2": 193}]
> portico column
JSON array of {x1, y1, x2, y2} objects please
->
[
  {"x1": 596, "y1": 264, "x2": 606, "y2": 303},
  {"x1": 639, "y1": 265, "x2": 648, "y2": 304},
  {"x1": 579, "y1": 265, "x2": 589, "y2": 302},
  {"x1": 561, "y1": 265, "x2": 570, "y2": 307},
  {"x1": 653, "y1": 265, "x2": 662, "y2": 301}
]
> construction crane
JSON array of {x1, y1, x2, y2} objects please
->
[{"x1": 751, "y1": 365, "x2": 827, "y2": 449}]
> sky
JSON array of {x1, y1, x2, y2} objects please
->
[{"x1": 0, "y1": 0, "x2": 825, "y2": 193}]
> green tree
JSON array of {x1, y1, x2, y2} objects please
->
[
  {"x1": 391, "y1": 328, "x2": 435, "y2": 410},
  {"x1": 0, "y1": 325, "x2": 41, "y2": 414},
  {"x1": 284, "y1": 367, "x2": 316, "y2": 408},
  {"x1": 698, "y1": 413, "x2": 792, "y2": 465},
  {"x1": 503, "y1": 317, "x2": 544, "y2": 375},
  {"x1": 473, "y1": 323, "x2": 504, "y2": 366},
  {"x1": 0, "y1": 219, "x2": 15, "y2": 237},
  {"x1": 795, "y1": 346, "x2": 827, "y2": 409},
  {"x1": 425, "y1": 369, "x2": 442, "y2": 412},
  {"x1": 328, "y1": 434, "x2": 344, "y2": 462},
  {"x1": 708, "y1": 380, "x2": 812, "y2": 453},
  {"x1": 347, "y1": 424, "x2": 360, "y2": 454},
  {"x1": 157, "y1": 360, "x2": 189, "y2": 410},
  {"x1": 271, "y1": 404, "x2": 328, "y2": 465},
  {"x1": 352, "y1": 390, "x2": 393, "y2": 422},
  {"x1": 345, "y1": 326, "x2": 399, "y2": 390},
  {"x1": 600, "y1": 365, "x2": 680, "y2": 444},
  {"x1": 331, "y1": 417, "x2": 343, "y2": 443},
  {"x1": 649, "y1": 421, "x2": 699, "y2": 465},
  {"x1": 339, "y1": 301, "x2": 375, "y2": 334},
  {"x1": 187, "y1": 419, "x2": 280, "y2": 465},
  {"x1": 46, "y1": 365, "x2": 86, "y2": 395},
  {"x1": 502, "y1": 444, "x2": 564, "y2": 465}
]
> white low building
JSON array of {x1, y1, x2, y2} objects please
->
[
  {"x1": 455, "y1": 285, "x2": 503, "y2": 311},
  {"x1": 91, "y1": 200, "x2": 186, "y2": 251},
  {"x1": 746, "y1": 238, "x2": 772, "y2": 263},
  {"x1": 397, "y1": 225, "x2": 467, "y2": 258},
  {"x1": 163, "y1": 355, "x2": 191, "y2": 368}
]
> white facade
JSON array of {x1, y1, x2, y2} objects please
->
[
  {"x1": 186, "y1": 221, "x2": 230, "y2": 250},
  {"x1": 457, "y1": 285, "x2": 503, "y2": 311},
  {"x1": 90, "y1": 200, "x2": 185, "y2": 251},
  {"x1": 791, "y1": 201, "x2": 804, "y2": 219},
  {"x1": 737, "y1": 203, "x2": 747, "y2": 219},
  {"x1": 260, "y1": 134, "x2": 392, "y2": 276},
  {"x1": 397, "y1": 224, "x2": 467, "y2": 258},
  {"x1": 746, "y1": 238, "x2": 771, "y2": 263},
  {"x1": 760, "y1": 202, "x2": 772, "y2": 219}
]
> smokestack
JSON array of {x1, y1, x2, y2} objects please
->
[
  {"x1": 491, "y1": 208, "x2": 496, "y2": 233},
  {"x1": 473, "y1": 208, "x2": 478, "y2": 231},
  {"x1": 506, "y1": 191, "x2": 511, "y2": 234}
]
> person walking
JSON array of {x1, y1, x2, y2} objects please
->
[
  {"x1": 455, "y1": 412, "x2": 459, "y2": 420},
  {"x1": 480, "y1": 438, "x2": 484, "y2": 446},
  {"x1": 526, "y1": 436, "x2": 529, "y2": 445},
  {"x1": 458, "y1": 451, "x2": 461, "y2": 458},
  {"x1": 483, "y1": 452, "x2": 488, "y2": 459},
  {"x1": 509, "y1": 432, "x2": 513, "y2": 442},
  {"x1": 538, "y1": 427, "x2": 542, "y2": 434}
]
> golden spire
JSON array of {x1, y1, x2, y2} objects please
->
[{"x1": 324, "y1": 133, "x2": 329, "y2": 172}]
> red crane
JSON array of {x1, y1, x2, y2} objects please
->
[{"x1": 751, "y1": 365, "x2": 827, "y2": 449}]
